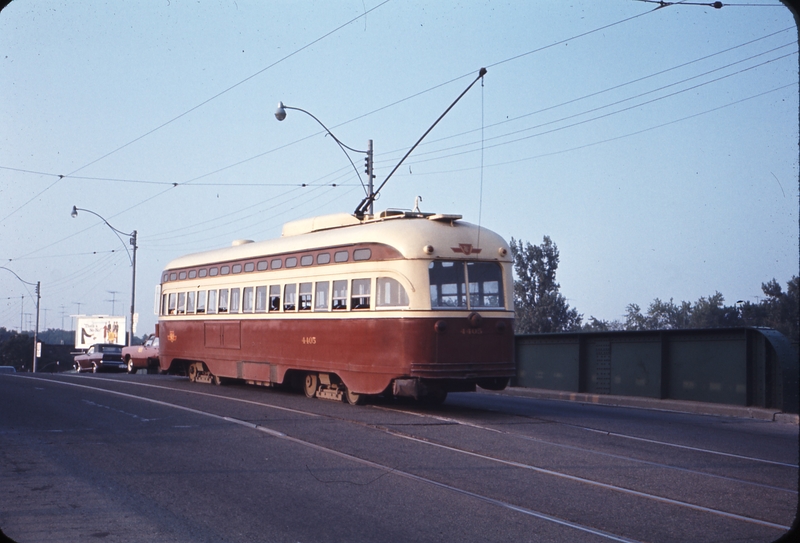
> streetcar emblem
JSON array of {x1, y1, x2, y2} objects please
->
[
  {"x1": 167, "y1": 331, "x2": 177, "y2": 343},
  {"x1": 451, "y1": 243, "x2": 481, "y2": 255}
]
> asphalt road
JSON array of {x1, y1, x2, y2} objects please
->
[{"x1": 0, "y1": 372, "x2": 797, "y2": 543}]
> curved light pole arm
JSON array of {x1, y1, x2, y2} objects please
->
[
  {"x1": 0, "y1": 267, "x2": 40, "y2": 372},
  {"x1": 71, "y1": 206, "x2": 137, "y2": 346},
  {"x1": 71, "y1": 206, "x2": 133, "y2": 264},
  {"x1": 274, "y1": 103, "x2": 368, "y2": 194}
]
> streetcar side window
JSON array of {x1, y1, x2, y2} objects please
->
[
  {"x1": 177, "y1": 292, "x2": 186, "y2": 314},
  {"x1": 243, "y1": 287, "x2": 254, "y2": 313},
  {"x1": 168, "y1": 292, "x2": 177, "y2": 315},
  {"x1": 317, "y1": 253, "x2": 331, "y2": 265},
  {"x1": 285, "y1": 257, "x2": 298, "y2": 268},
  {"x1": 466, "y1": 262, "x2": 505, "y2": 309},
  {"x1": 284, "y1": 284, "x2": 296, "y2": 311},
  {"x1": 197, "y1": 291, "x2": 207, "y2": 314},
  {"x1": 299, "y1": 282, "x2": 312, "y2": 311},
  {"x1": 207, "y1": 290, "x2": 217, "y2": 314},
  {"x1": 187, "y1": 291, "x2": 196, "y2": 314},
  {"x1": 269, "y1": 285, "x2": 281, "y2": 312},
  {"x1": 429, "y1": 261, "x2": 467, "y2": 309},
  {"x1": 351, "y1": 278, "x2": 371, "y2": 310},
  {"x1": 230, "y1": 288, "x2": 241, "y2": 313},
  {"x1": 377, "y1": 277, "x2": 409, "y2": 308},
  {"x1": 334, "y1": 250, "x2": 349, "y2": 263},
  {"x1": 271, "y1": 259, "x2": 282, "y2": 270},
  {"x1": 255, "y1": 286, "x2": 267, "y2": 313},
  {"x1": 332, "y1": 280, "x2": 348, "y2": 310},
  {"x1": 257, "y1": 261, "x2": 268, "y2": 271},
  {"x1": 314, "y1": 281, "x2": 329, "y2": 311},
  {"x1": 218, "y1": 289, "x2": 229, "y2": 313},
  {"x1": 300, "y1": 255, "x2": 313, "y2": 267}
]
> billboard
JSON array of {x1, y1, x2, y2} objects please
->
[{"x1": 75, "y1": 316, "x2": 126, "y2": 349}]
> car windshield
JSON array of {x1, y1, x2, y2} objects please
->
[{"x1": 101, "y1": 345, "x2": 122, "y2": 353}]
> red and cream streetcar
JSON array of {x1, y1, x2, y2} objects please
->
[{"x1": 157, "y1": 209, "x2": 515, "y2": 403}]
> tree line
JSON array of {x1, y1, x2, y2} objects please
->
[{"x1": 511, "y1": 237, "x2": 799, "y2": 343}]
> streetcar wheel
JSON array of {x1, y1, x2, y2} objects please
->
[
  {"x1": 187, "y1": 364, "x2": 198, "y2": 382},
  {"x1": 344, "y1": 387, "x2": 364, "y2": 406},
  {"x1": 303, "y1": 373, "x2": 318, "y2": 398}
]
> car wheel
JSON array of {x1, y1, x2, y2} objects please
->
[
  {"x1": 92, "y1": 364, "x2": 97, "y2": 373},
  {"x1": 127, "y1": 359, "x2": 135, "y2": 374}
]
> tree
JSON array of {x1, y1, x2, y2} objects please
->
[{"x1": 510, "y1": 236, "x2": 582, "y2": 334}]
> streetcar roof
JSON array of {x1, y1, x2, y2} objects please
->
[{"x1": 163, "y1": 211, "x2": 510, "y2": 271}]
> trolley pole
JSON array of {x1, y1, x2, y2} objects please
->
[{"x1": 130, "y1": 230, "x2": 137, "y2": 346}]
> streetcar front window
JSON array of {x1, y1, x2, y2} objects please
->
[
  {"x1": 429, "y1": 261, "x2": 466, "y2": 309},
  {"x1": 377, "y1": 277, "x2": 409, "y2": 308},
  {"x1": 429, "y1": 261, "x2": 505, "y2": 310},
  {"x1": 467, "y1": 262, "x2": 505, "y2": 309}
]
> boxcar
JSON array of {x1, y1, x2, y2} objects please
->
[{"x1": 157, "y1": 210, "x2": 515, "y2": 404}]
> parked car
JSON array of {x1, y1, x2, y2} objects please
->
[
  {"x1": 73, "y1": 343, "x2": 125, "y2": 373},
  {"x1": 121, "y1": 334, "x2": 160, "y2": 374}
]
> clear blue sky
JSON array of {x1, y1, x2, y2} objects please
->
[{"x1": 1, "y1": 1, "x2": 797, "y2": 338}]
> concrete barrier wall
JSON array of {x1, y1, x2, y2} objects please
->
[{"x1": 514, "y1": 327, "x2": 799, "y2": 414}]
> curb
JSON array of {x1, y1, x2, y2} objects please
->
[{"x1": 486, "y1": 387, "x2": 800, "y2": 425}]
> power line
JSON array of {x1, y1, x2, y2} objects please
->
[{"x1": 0, "y1": 0, "x2": 393, "y2": 225}]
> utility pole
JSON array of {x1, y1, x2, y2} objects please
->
[{"x1": 33, "y1": 282, "x2": 40, "y2": 372}]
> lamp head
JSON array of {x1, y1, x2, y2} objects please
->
[
  {"x1": 71, "y1": 206, "x2": 78, "y2": 218},
  {"x1": 274, "y1": 101, "x2": 287, "y2": 121}
]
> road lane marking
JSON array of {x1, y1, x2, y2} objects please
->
[
  {"x1": 578, "y1": 426, "x2": 799, "y2": 469},
  {"x1": 373, "y1": 405, "x2": 798, "y2": 494},
  {"x1": 14, "y1": 374, "x2": 792, "y2": 532},
  {"x1": 52, "y1": 374, "x2": 320, "y2": 417},
  {"x1": 12, "y1": 374, "x2": 645, "y2": 543},
  {"x1": 382, "y1": 428, "x2": 791, "y2": 531}
]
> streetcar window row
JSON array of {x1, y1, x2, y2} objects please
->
[
  {"x1": 161, "y1": 276, "x2": 409, "y2": 316},
  {"x1": 162, "y1": 247, "x2": 373, "y2": 283}
]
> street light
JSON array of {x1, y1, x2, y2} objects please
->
[
  {"x1": 0, "y1": 266, "x2": 40, "y2": 372},
  {"x1": 70, "y1": 206, "x2": 138, "y2": 346},
  {"x1": 274, "y1": 102, "x2": 375, "y2": 216}
]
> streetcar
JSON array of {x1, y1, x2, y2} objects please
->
[{"x1": 156, "y1": 209, "x2": 515, "y2": 403}]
